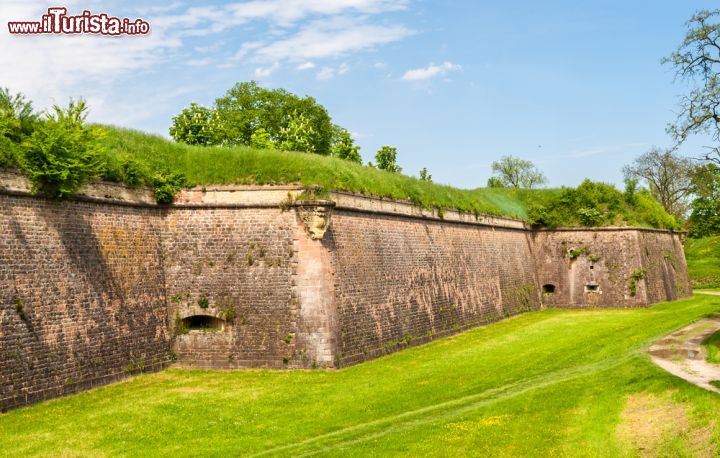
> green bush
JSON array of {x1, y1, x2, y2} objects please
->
[
  {"x1": 375, "y1": 145, "x2": 402, "y2": 173},
  {"x1": 169, "y1": 102, "x2": 218, "y2": 146},
  {"x1": 526, "y1": 180, "x2": 678, "y2": 230},
  {"x1": 21, "y1": 100, "x2": 103, "y2": 200},
  {"x1": 0, "y1": 88, "x2": 37, "y2": 168},
  {"x1": 152, "y1": 169, "x2": 190, "y2": 204},
  {"x1": 331, "y1": 126, "x2": 362, "y2": 164}
]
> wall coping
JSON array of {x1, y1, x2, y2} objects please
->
[{"x1": 0, "y1": 168, "x2": 682, "y2": 234}]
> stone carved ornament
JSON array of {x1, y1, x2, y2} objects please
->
[{"x1": 295, "y1": 200, "x2": 335, "y2": 240}]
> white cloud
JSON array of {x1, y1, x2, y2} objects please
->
[
  {"x1": 297, "y1": 61, "x2": 315, "y2": 70},
  {"x1": 0, "y1": 0, "x2": 413, "y2": 132},
  {"x1": 402, "y1": 61, "x2": 462, "y2": 81},
  {"x1": 254, "y1": 62, "x2": 280, "y2": 77},
  {"x1": 0, "y1": 1, "x2": 183, "y2": 112},
  {"x1": 316, "y1": 63, "x2": 349, "y2": 80},
  {"x1": 250, "y1": 18, "x2": 412, "y2": 62},
  {"x1": 154, "y1": 0, "x2": 408, "y2": 32},
  {"x1": 188, "y1": 58, "x2": 213, "y2": 67},
  {"x1": 316, "y1": 67, "x2": 335, "y2": 80}
]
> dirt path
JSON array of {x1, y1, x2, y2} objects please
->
[{"x1": 649, "y1": 310, "x2": 720, "y2": 394}]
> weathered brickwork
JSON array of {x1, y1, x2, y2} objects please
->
[
  {"x1": 163, "y1": 208, "x2": 299, "y2": 369},
  {"x1": 0, "y1": 172, "x2": 693, "y2": 410},
  {"x1": 532, "y1": 229, "x2": 691, "y2": 308},
  {"x1": 326, "y1": 211, "x2": 540, "y2": 366},
  {"x1": 0, "y1": 194, "x2": 170, "y2": 411},
  {"x1": 637, "y1": 231, "x2": 691, "y2": 303}
]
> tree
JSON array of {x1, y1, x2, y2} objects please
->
[
  {"x1": 250, "y1": 128, "x2": 275, "y2": 150},
  {"x1": 490, "y1": 155, "x2": 546, "y2": 188},
  {"x1": 331, "y1": 126, "x2": 362, "y2": 163},
  {"x1": 0, "y1": 88, "x2": 37, "y2": 167},
  {"x1": 212, "y1": 81, "x2": 333, "y2": 154},
  {"x1": 663, "y1": 9, "x2": 720, "y2": 164},
  {"x1": 419, "y1": 167, "x2": 432, "y2": 182},
  {"x1": 375, "y1": 145, "x2": 401, "y2": 173},
  {"x1": 486, "y1": 177, "x2": 504, "y2": 188},
  {"x1": 688, "y1": 163, "x2": 720, "y2": 237},
  {"x1": 277, "y1": 112, "x2": 317, "y2": 153},
  {"x1": 168, "y1": 102, "x2": 218, "y2": 146},
  {"x1": 622, "y1": 147, "x2": 695, "y2": 218}
]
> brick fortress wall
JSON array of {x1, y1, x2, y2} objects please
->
[{"x1": 0, "y1": 171, "x2": 692, "y2": 410}]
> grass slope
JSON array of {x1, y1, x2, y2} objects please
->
[
  {"x1": 1, "y1": 295, "x2": 719, "y2": 456},
  {"x1": 685, "y1": 236, "x2": 720, "y2": 289},
  {"x1": 97, "y1": 127, "x2": 675, "y2": 229},
  {"x1": 704, "y1": 330, "x2": 720, "y2": 364}
]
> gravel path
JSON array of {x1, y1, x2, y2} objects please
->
[{"x1": 649, "y1": 308, "x2": 720, "y2": 394}]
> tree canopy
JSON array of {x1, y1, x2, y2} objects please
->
[
  {"x1": 664, "y1": 9, "x2": 720, "y2": 164},
  {"x1": 490, "y1": 155, "x2": 546, "y2": 189},
  {"x1": 622, "y1": 147, "x2": 695, "y2": 219},
  {"x1": 169, "y1": 81, "x2": 341, "y2": 155}
]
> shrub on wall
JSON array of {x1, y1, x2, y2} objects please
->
[
  {"x1": 152, "y1": 169, "x2": 190, "y2": 204},
  {"x1": 526, "y1": 179, "x2": 680, "y2": 229},
  {"x1": 22, "y1": 100, "x2": 103, "y2": 200}
]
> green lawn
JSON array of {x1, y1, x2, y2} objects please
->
[
  {"x1": 1, "y1": 295, "x2": 719, "y2": 456},
  {"x1": 685, "y1": 236, "x2": 720, "y2": 289},
  {"x1": 704, "y1": 330, "x2": 720, "y2": 364}
]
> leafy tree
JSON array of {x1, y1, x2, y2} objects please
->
[
  {"x1": 375, "y1": 145, "x2": 402, "y2": 173},
  {"x1": 277, "y1": 112, "x2": 317, "y2": 153},
  {"x1": 0, "y1": 88, "x2": 37, "y2": 167},
  {"x1": 487, "y1": 177, "x2": 504, "y2": 188},
  {"x1": 419, "y1": 167, "x2": 432, "y2": 182},
  {"x1": 250, "y1": 127, "x2": 275, "y2": 150},
  {"x1": 664, "y1": 9, "x2": 720, "y2": 163},
  {"x1": 623, "y1": 176, "x2": 639, "y2": 206},
  {"x1": 22, "y1": 99, "x2": 103, "y2": 199},
  {"x1": 688, "y1": 163, "x2": 720, "y2": 237},
  {"x1": 212, "y1": 81, "x2": 333, "y2": 154},
  {"x1": 622, "y1": 147, "x2": 695, "y2": 218},
  {"x1": 331, "y1": 126, "x2": 361, "y2": 163},
  {"x1": 486, "y1": 176, "x2": 505, "y2": 188},
  {"x1": 490, "y1": 155, "x2": 546, "y2": 188},
  {"x1": 169, "y1": 102, "x2": 218, "y2": 146}
]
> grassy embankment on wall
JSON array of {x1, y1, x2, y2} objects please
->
[{"x1": 90, "y1": 127, "x2": 678, "y2": 229}]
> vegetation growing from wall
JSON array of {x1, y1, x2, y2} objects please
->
[{"x1": 627, "y1": 268, "x2": 647, "y2": 296}]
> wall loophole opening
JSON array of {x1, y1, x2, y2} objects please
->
[
  {"x1": 182, "y1": 315, "x2": 224, "y2": 331},
  {"x1": 542, "y1": 284, "x2": 556, "y2": 294}
]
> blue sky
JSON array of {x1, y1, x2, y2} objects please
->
[{"x1": 1, "y1": 1, "x2": 717, "y2": 188}]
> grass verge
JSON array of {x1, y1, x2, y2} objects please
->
[
  {"x1": 685, "y1": 236, "x2": 720, "y2": 289},
  {"x1": 1, "y1": 295, "x2": 719, "y2": 456},
  {"x1": 703, "y1": 330, "x2": 720, "y2": 364}
]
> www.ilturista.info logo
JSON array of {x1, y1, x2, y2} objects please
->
[{"x1": 8, "y1": 7, "x2": 150, "y2": 35}]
